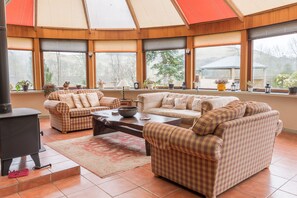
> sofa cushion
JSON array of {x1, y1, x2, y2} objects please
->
[
  {"x1": 187, "y1": 95, "x2": 217, "y2": 110},
  {"x1": 79, "y1": 94, "x2": 91, "y2": 108},
  {"x1": 174, "y1": 97, "x2": 187, "y2": 110},
  {"x1": 192, "y1": 98, "x2": 203, "y2": 111},
  {"x1": 144, "y1": 108, "x2": 201, "y2": 125},
  {"x1": 244, "y1": 101, "x2": 272, "y2": 116},
  {"x1": 58, "y1": 94, "x2": 76, "y2": 109},
  {"x1": 86, "y1": 93, "x2": 100, "y2": 107},
  {"x1": 48, "y1": 90, "x2": 77, "y2": 100},
  {"x1": 72, "y1": 94, "x2": 83, "y2": 109},
  {"x1": 69, "y1": 106, "x2": 110, "y2": 118},
  {"x1": 161, "y1": 97, "x2": 175, "y2": 109},
  {"x1": 77, "y1": 90, "x2": 104, "y2": 100},
  {"x1": 191, "y1": 102, "x2": 246, "y2": 135}
]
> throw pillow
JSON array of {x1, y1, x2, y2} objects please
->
[
  {"x1": 244, "y1": 101, "x2": 271, "y2": 116},
  {"x1": 79, "y1": 93, "x2": 91, "y2": 108},
  {"x1": 58, "y1": 94, "x2": 76, "y2": 109},
  {"x1": 72, "y1": 94, "x2": 83, "y2": 109},
  {"x1": 174, "y1": 98, "x2": 187, "y2": 110},
  {"x1": 191, "y1": 98, "x2": 202, "y2": 111},
  {"x1": 191, "y1": 102, "x2": 247, "y2": 136},
  {"x1": 161, "y1": 97, "x2": 175, "y2": 109},
  {"x1": 86, "y1": 92, "x2": 100, "y2": 107}
]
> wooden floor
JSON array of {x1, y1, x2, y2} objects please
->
[{"x1": 2, "y1": 118, "x2": 297, "y2": 198}]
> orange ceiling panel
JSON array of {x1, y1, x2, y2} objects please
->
[
  {"x1": 176, "y1": 0, "x2": 237, "y2": 24},
  {"x1": 6, "y1": 0, "x2": 34, "y2": 26}
]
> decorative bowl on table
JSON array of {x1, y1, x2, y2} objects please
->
[{"x1": 118, "y1": 106, "x2": 137, "y2": 118}]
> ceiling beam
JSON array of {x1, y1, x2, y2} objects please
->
[
  {"x1": 225, "y1": 0, "x2": 244, "y2": 22},
  {"x1": 171, "y1": 0, "x2": 190, "y2": 29},
  {"x1": 34, "y1": 0, "x2": 37, "y2": 31},
  {"x1": 82, "y1": 0, "x2": 91, "y2": 33},
  {"x1": 125, "y1": 0, "x2": 140, "y2": 32}
]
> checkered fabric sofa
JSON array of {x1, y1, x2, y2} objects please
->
[
  {"x1": 143, "y1": 101, "x2": 283, "y2": 198},
  {"x1": 44, "y1": 89, "x2": 120, "y2": 133},
  {"x1": 137, "y1": 92, "x2": 239, "y2": 126}
]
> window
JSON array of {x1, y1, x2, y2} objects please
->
[
  {"x1": 195, "y1": 45, "x2": 241, "y2": 89},
  {"x1": 252, "y1": 34, "x2": 297, "y2": 89},
  {"x1": 8, "y1": 50, "x2": 33, "y2": 89},
  {"x1": 146, "y1": 49, "x2": 185, "y2": 86},
  {"x1": 41, "y1": 39, "x2": 87, "y2": 87},
  {"x1": 96, "y1": 53, "x2": 136, "y2": 87},
  {"x1": 43, "y1": 52, "x2": 87, "y2": 86},
  {"x1": 144, "y1": 37, "x2": 186, "y2": 86}
]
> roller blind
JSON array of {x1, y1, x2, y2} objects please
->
[
  {"x1": 194, "y1": 32, "x2": 241, "y2": 47},
  {"x1": 94, "y1": 40, "x2": 137, "y2": 52},
  {"x1": 7, "y1": 37, "x2": 33, "y2": 50},
  {"x1": 41, "y1": 39, "x2": 87, "y2": 52},
  {"x1": 249, "y1": 21, "x2": 297, "y2": 40},
  {"x1": 143, "y1": 37, "x2": 186, "y2": 51}
]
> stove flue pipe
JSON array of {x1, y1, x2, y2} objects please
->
[{"x1": 0, "y1": 0, "x2": 12, "y2": 113}]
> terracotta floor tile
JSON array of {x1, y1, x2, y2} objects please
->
[
  {"x1": 280, "y1": 180, "x2": 297, "y2": 195},
  {"x1": 250, "y1": 169, "x2": 288, "y2": 188},
  {"x1": 120, "y1": 167, "x2": 156, "y2": 186},
  {"x1": 67, "y1": 186, "x2": 111, "y2": 198},
  {"x1": 268, "y1": 164, "x2": 297, "y2": 180},
  {"x1": 115, "y1": 187, "x2": 157, "y2": 198},
  {"x1": 270, "y1": 190, "x2": 297, "y2": 198},
  {"x1": 16, "y1": 169, "x2": 51, "y2": 182},
  {"x1": 218, "y1": 188, "x2": 254, "y2": 198},
  {"x1": 98, "y1": 177, "x2": 137, "y2": 197},
  {"x1": 18, "y1": 174, "x2": 51, "y2": 192},
  {"x1": 164, "y1": 189, "x2": 203, "y2": 198},
  {"x1": 235, "y1": 178, "x2": 276, "y2": 197},
  {"x1": 53, "y1": 175, "x2": 94, "y2": 195},
  {"x1": 79, "y1": 167, "x2": 91, "y2": 175},
  {"x1": 0, "y1": 176, "x2": 18, "y2": 187},
  {"x1": 141, "y1": 177, "x2": 180, "y2": 197},
  {"x1": 49, "y1": 160, "x2": 79, "y2": 173},
  {"x1": 39, "y1": 148, "x2": 60, "y2": 159},
  {"x1": 83, "y1": 172, "x2": 120, "y2": 185},
  {"x1": 3, "y1": 193, "x2": 21, "y2": 198},
  {"x1": 40, "y1": 154, "x2": 70, "y2": 165},
  {"x1": 18, "y1": 183, "x2": 64, "y2": 198}
]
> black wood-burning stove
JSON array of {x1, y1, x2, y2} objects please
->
[
  {"x1": 0, "y1": 1, "x2": 41, "y2": 176},
  {"x1": 0, "y1": 108, "x2": 41, "y2": 175}
]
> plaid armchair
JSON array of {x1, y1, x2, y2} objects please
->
[{"x1": 143, "y1": 102, "x2": 282, "y2": 198}]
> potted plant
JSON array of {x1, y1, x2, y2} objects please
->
[
  {"x1": 63, "y1": 81, "x2": 70, "y2": 90},
  {"x1": 247, "y1": 81, "x2": 254, "y2": 92},
  {"x1": 215, "y1": 79, "x2": 228, "y2": 91},
  {"x1": 98, "y1": 79, "x2": 105, "y2": 90},
  {"x1": 15, "y1": 80, "x2": 32, "y2": 91},
  {"x1": 43, "y1": 83, "x2": 58, "y2": 97},
  {"x1": 284, "y1": 74, "x2": 297, "y2": 95},
  {"x1": 144, "y1": 78, "x2": 155, "y2": 90}
]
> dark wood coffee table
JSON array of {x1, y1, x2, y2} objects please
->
[{"x1": 91, "y1": 110, "x2": 181, "y2": 156}]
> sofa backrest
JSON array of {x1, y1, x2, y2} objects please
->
[{"x1": 48, "y1": 89, "x2": 104, "y2": 100}]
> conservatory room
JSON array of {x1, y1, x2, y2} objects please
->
[{"x1": 1, "y1": 0, "x2": 297, "y2": 197}]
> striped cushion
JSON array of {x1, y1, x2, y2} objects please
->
[{"x1": 191, "y1": 102, "x2": 247, "y2": 135}]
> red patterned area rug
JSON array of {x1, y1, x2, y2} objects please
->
[{"x1": 46, "y1": 132, "x2": 151, "y2": 177}]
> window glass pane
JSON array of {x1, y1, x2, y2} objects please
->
[
  {"x1": 43, "y1": 52, "x2": 86, "y2": 87},
  {"x1": 8, "y1": 50, "x2": 33, "y2": 89},
  {"x1": 95, "y1": 53, "x2": 136, "y2": 87},
  {"x1": 252, "y1": 34, "x2": 297, "y2": 89},
  {"x1": 146, "y1": 49, "x2": 185, "y2": 86},
  {"x1": 195, "y1": 45, "x2": 241, "y2": 89}
]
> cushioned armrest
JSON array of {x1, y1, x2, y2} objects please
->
[
  {"x1": 100, "y1": 97, "x2": 120, "y2": 109},
  {"x1": 275, "y1": 119, "x2": 283, "y2": 136},
  {"x1": 143, "y1": 122, "x2": 178, "y2": 150},
  {"x1": 43, "y1": 100, "x2": 70, "y2": 114},
  {"x1": 143, "y1": 122, "x2": 223, "y2": 161},
  {"x1": 137, "y1": 92, "x2": 169, "y2": 112},
  {"x1": 170, "y1": 129, "x2": 223, "y2": 161}
]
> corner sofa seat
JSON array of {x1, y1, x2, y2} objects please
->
[
  {"x1": 143, "y1": 101, "x2": 283, "y2": 198},
  {"x1": 137, "y1": 92, "x2": 239, "y2": 125},
  {"x1": 44, "y1": 89, "x2": 120, "y2": 133}
]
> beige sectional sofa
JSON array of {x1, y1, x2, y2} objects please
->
[
  {"x1": 137, "y1": 92, "x2": 238, "y2": 126},
  {"x1": 44, "y1": 89, "x2": 120, "y2": 133}
]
